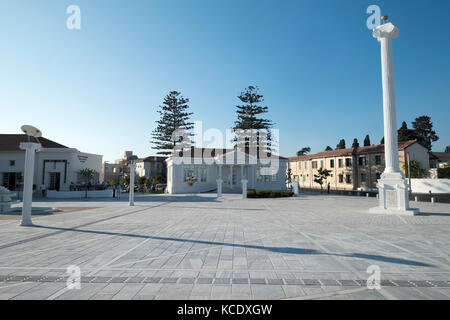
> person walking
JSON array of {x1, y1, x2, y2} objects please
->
[
  {"x1": 113, "y1": 184, "x2": 116, "y2": 198},
  {"x1": 117, "y1": 184, "x2": 121, "y2": 199},
  {"x1": 327, "y1": 182, "x2": 331, "y2": 194},
  {"x1": 40, "y1": 184, "x2": 47, "y2": 198}
]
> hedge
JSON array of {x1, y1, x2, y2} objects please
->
[{"x1": 247, "y1": 189, "x2": 294, "y2": 198}]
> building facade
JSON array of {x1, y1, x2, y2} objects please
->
[
  {"x1": 0, "y1": 134, "x2": 102, "y2": 191},
  {"x1": 166, "y1": 148, "x2": 288, "y2": 194},
  {"x1": 135, "y1": 156, "x2": 167, "y2": 181},
  {"x1": 288, "y1": 140, "x2": 429, "y2": 191},
  {"x1": 100, "y1": 151, "x2": 138, "y2": 184}
]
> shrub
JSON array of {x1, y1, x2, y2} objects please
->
[
  {"x1": 438, "y1": 163, "x2": 450, "y2": 179},
  {"x1": 247, "y1": 189, "x2": 294, "y2": 198}
]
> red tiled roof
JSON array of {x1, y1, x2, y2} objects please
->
[
  {"x1": 0, "y1": 134, "x2": 68, "y2": 151},
  {"x1": 136, "y1": 156, "x2": 168, "y2": 162},
  {"x1": 288, "y1": 140, "x2": 418, "y2": 161}
]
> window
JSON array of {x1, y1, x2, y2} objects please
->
[
  {"x1": 200, "y1": 166, "x2": 207, "y2": 182},
  {"x1": 375, "y1": 155, "x2": 382, "y2": 165},
  {"x1": 272, "y1": 173, "x2": 277, "y2": 182},
  {"x1": 303, "y1": 175, "x2": 306, "y2": 182},
  {"x1": 320, "y1": 160, "x2": 324, "y2": 168},
  {"x1": 257, "y1": 167, "x2": 263, "y2": 182},
  {"x1": 298, "y1": 161, "x2": 301, "y2": 170},
  {"x1": 304, "y1": 161, "x2": 308, "y2": 169},
  {"x1": 339, "y1": 174, "x2": 344, "y2": 183},
  {"x1": 312, "y1": 161, "x2": 318, "y2": 169},
  {"x1": 330, "y1": 159, "x2": 335, "y2": 168},
  {"x1": 376, "y1": 172, "x2": 381, "y2": 180},
  {"x1": 361, "y1": 173, "x2": 367, "y2": 182},
  {"x1": 358, "y1": 157, "x2": 367, "y2": 166},
  {"x1": 346, "y1": 174, "x2": 352, "y2": 184},
  {"x1": 9, "y1": 160, "x2": 15, "y2": 166},
  {"x1": 345, "y1": 158, "x2": 352, "y2": 167},
  {"x1": 264, "y1": 175, "x2": 270, "y2": 182},
  {"x1": 338, "y1": 159, "x2": 343, "y2": 168}
]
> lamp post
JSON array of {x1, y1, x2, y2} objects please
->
[
  {"x1": 19, "y1": 125, "x2": 42, "y2": 226},
  {"x1": 128, "y1": 163, "x2": 136, "y2": 206},
  {"x1": 369, "y1": 19, "x2": 418, "y2": 215}
]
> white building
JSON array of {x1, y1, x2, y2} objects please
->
[
  {"x1": 135, "y1": 156, "x2": 167, "y2": 181},
  {"x1": 0, "y1": 134, "x2": 102, "y2": 192},
  {"x1": 166, "y1": 148, "x2": 288, "y2": 194}
]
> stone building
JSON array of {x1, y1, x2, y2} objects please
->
[{"x1": 288, "y1": 140, "x2": 429, "y2": 191}]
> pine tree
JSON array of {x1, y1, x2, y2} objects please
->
[
  {"x1": 398, "y1": 121, "x2": 416, "y2": 142},
  {"x1": 352, "y1": 138, "x2": 359, "y2": 149},
  {"x1": 412, "y1": 116, "x2": 439, "y2": 151},
  {"x1": 336, "y1": 139, "x2": 346, "y2": 150},
  {"x1": 325, "y1": 146, "x2": 333, "y2": 151},
  {"x1": 233, "y1": 86, "x2": 273, "y2": 153},
  {"x1": 364, "y1": 135, "x2": 371, "y2": 146},
  {"x1": 297, "y1": 147, "x2": 311, "y2": 156},
  {"x1": 151, "y1": 91, "x2": 194, "y2": 155}
]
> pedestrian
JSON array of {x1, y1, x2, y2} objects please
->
[
  {"x1": 41, "y1": 184, "x2": 47, "y2": 197},
  {"x1": 327, "y1": 182, "x2": 331, "y2": 194},
  {"x1": 117, "y1": 184, "x2": 121, "y2": 199},
  {"x1": 113, "y1": 184, "x2": 116, "y2": 198}
]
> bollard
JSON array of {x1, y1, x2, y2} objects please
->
[
  {"x1": 415, "y1": 196, "x2": 418, "y2": 202},
  {"x1": 431, "y1": 197, "x2": 435, "y2": 204},
  {"x1": 366, "y1": 193, "x2": 369, "y2": 198}
]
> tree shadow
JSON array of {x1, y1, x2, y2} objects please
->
[{"x1": 30, "y1": 224, "x2": 433, "y2": 267}]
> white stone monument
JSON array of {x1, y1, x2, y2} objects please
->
[
  {"x1": 369, "y1": 21, "x2": 418, "y2": 216},
  {"x1": 20, "y1": 142, "x2": 41, "y2": 225},
  {"x1": 128, "y1": 163, "x2": 136, "y2": 206}
]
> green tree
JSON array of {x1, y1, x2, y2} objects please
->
[
  {"x1": 336, "y1": 139, "x2": 346, "y2": 150},
  {"x1": 403, "y1": 160, "x2": 426, "y2": 178},
  {"x1": 296, "y1": 147, "x2": 311, "y2": 156},
  {"x1": 412, "y1": 116, "x2": 439, "y2": 151},
  {"x1": 438, "y1": 163, "x2": 450, "y2": 178},
  {"x1": 137, "y1": 176, "x2": 149, "y2": 186},
  {"x1": 152, "y1": 174, "x2": 166, "y2": 184},
  {"x1": 363, "y1": 135, "x2": 371, "y2": 146},
  {"x1": 79, "y1": 168, "x2": 96, "y2": 198},
  {"x1": 314, "y1": 168, "x2": 332, "y2": 193},
  {"x1": 286, "y1": 168, "x2": 292, "y2": 185},
  {"x1": 120, "y1": 176, "x2": 130, "y2": 186},
  {"x1": 233, "y1": 86, "x2": 273, "y2": 152},
  {"x1": 398, "y1": 121, "x2": 416, "y2": 141},
  {"x1": 325, "y1": 146, "x2": 333, "y2": 151},
  {"x1": 151, "y1": 91, "x2": 194, "y2": 155},
  {"x1": 352, "y1": 138, "x2": 359, "y2": 149}
]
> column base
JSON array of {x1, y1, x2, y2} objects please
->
[
  {"x1": 369, "y1": 206, "x2": 419, "y2": 216},
  {"x1": 20, "y1": 219, "x2": 33, "y2": 227},
  {"x1": 370, "y1": 172, "x2": 419, "y2": 216}
]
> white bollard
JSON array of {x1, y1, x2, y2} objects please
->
[
  {"x1": 366, "y1": 193, "x2": 369, "y2": 198},
  {"x1": 292, "y1": 179, "x2": 299, "y2": 197},
  {"x1": 415, "y1": 196, "x2": 418, "y2": 202},
  {"x1": 216, "y1": 179, "x2": 223, "y2": 198},
  {"x1": 20, "y1": 142, "x2": 41, "y2": 226},
  {"x1": 241, "y1": 180, "x2": 248, "y2": 199},
  {"x1": 431, "y1": 197, "x2": 435, "y2": 204}
]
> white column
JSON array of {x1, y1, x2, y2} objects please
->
[
  {"x1": 20, "y1": 142, "x2": 41, "y2": 226},
  {"x1": 217, "y1": 165, "x2": 223, "y2": 197},
  {"x1": 241, "y1": 179, "x2": 248, "y2": 199},
  {"x1": 370, "y1": 22, "x2": 418, "y2": 216},
  {"x1": 129, "y1": 163, "x2": 136, "y2": 206}
]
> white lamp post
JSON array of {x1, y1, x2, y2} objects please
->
[
  {"x1": 369, "y1": 19, "x2": 418, "y2": 215},
  {"x1": 128, "y1": 163, "x2": 136, "y2": 206},
  {"x1": 19, "y1": 125, "x2": 42, "y2": 226}
]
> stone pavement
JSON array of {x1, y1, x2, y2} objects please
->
[{"x1": 0, "y1": 193, "x2": 449, "y2": 300}]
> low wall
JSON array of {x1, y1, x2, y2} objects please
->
[
  {"x1": 410, "y1": 179, "x2": 450, "y2": 194},
  {"x1": 47, "y1": 190, "x2": 113, "y2": 199}
]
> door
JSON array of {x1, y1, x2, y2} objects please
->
[{"x1": 50, "y1": 172, "x2": 61, "y2": 191}]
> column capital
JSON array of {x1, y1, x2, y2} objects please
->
[
  {"x1": 128, "y1": 163, "x2": 136, "y2": 169},
  {"x1": 19, "y1": 142, "x2": 41, "y2": 152},
  {"x1": 373, "y1": 22, "x2": 399, "y2": 40}
]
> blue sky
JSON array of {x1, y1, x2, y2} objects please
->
[{"x1": 1, "y1": 0, "x2": 449, "y2": 162}]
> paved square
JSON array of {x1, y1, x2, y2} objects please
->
[{"x1": 0, "y1": 194, "x2": 449, "y2": 300}]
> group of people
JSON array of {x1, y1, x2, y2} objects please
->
[{"x1": 112, "y1": 184, "x2": 122, "y2": 198}]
